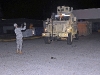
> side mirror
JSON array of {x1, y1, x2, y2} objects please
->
[
  {"x1": 51, "y1": 13, "x2": 55, "y2": 20},
  {"x1": 74, "y1": 17, "x2": 76, "y2": 21},
  {"x1": 47, "y1": 18, "x2": 50, "y2": 22}
]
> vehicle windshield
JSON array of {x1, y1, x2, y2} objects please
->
[{"x1": 55, "y1": 16, "x2": 70, "y2": 21}]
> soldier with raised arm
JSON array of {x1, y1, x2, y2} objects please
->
[{"x1": 14, "y1": 22, "x2": 26, "y2": 54}]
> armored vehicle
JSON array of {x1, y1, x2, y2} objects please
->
[{"x1": 42, "y1": 6, "x2": 79, "y2": 45}]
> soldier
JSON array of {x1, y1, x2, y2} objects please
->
[{"x1": 14, "y1": 23, "x2": 26, "y2": 54}]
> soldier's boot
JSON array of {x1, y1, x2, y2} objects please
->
[
  {"x1": 16, "y1": 50, "x2": 19, "y2": 53},
  {"x1": 19, "y1": 50, "x2": 22, "y2": 54}
]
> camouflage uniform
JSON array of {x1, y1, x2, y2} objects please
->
[{"x1": 14, "y1": 23, "x2": 26, "y2": 53}]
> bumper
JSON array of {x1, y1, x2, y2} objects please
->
[
  {"x1": 42, "y1": 33, "x2": 50, "y2": 37},
  {"x1": 59, "y1": 33, "x2": 68, "y2": 37},
  {"x1": 42, "y1": 32, "x2": 68, "y2": 37}
]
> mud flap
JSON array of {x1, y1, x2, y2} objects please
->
[
  {"x1": 67, "y1": 33, "x2": 73, "y2": 45},
  {"x1": 44, "y1": 37, "x2": 51, "y2": 44}
]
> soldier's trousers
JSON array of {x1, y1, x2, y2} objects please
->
[{"x1": 16, "y1": 39, "x2": 23, "y2": 50}]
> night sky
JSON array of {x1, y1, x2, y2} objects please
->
[{"x1": 0, "y1": 0, "x2": 100, "y2": 20}]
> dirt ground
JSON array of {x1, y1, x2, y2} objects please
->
[{"x1": 0, "y1": 32, "x2": 100, "y2": 75}]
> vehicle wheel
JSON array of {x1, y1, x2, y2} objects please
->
[
  {"x1": 67, "y1": 33, "x2": 73, "y2": 45},
  {"x1": 75, "y1": 31, "x2": 79, "y2": 40},
  {"x1": 53, "y1": 37, "x2": 57, "y2": 41},
  {"x1": 44, "y1": 37, "x2": 51, "y2": 44},
  {"x1": 57, "y1": 38, "x2": 61, "y2": 41}
]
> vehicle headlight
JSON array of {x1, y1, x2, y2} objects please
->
[
  {"x1": 45, "y1": 22, "x2": 48, "y2": 24},
  {"x1": 44, "y1": 28, "x2": 47, "y2": 32},
  {"x1": 64, "y1": 33, "x2": 67, "y2": 36},
  {"x1": 42, "y1": 33, "x2": 46, "y2": 36},
  {"x1": 67, "y1": 28, "x2": 71, "y2": 32}
]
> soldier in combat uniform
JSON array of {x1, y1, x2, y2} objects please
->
[{"x1": 14, "y1": 23, "x2": 26, "y2": 54}]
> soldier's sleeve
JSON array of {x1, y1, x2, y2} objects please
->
[{"x1": 21, "y1": 25, "x2": 26, "y2": 30}]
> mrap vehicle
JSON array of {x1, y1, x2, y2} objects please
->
[{"x1": 42, "y1": 6, "x2": 79, "y2": 45}]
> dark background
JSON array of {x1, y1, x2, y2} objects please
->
[{"x1": 0, "y1": 0, "x2": 100, "y2": 20}]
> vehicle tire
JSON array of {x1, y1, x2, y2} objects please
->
[
  {"x1": 44, "y1": 37, "x2": 51, "y2": 44},
  {"x1": 53, "y1": 37, "x2": 57, "y2": 41},
  {"x1": 67, "y1": 33, "x2": 73, "y2": 45},
  {"x1": 75, "y1": 31, "x2": 79, "y2": 40},
  {"x1": 57, "y1": 38, "x2": 61, "y2": 41}
]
